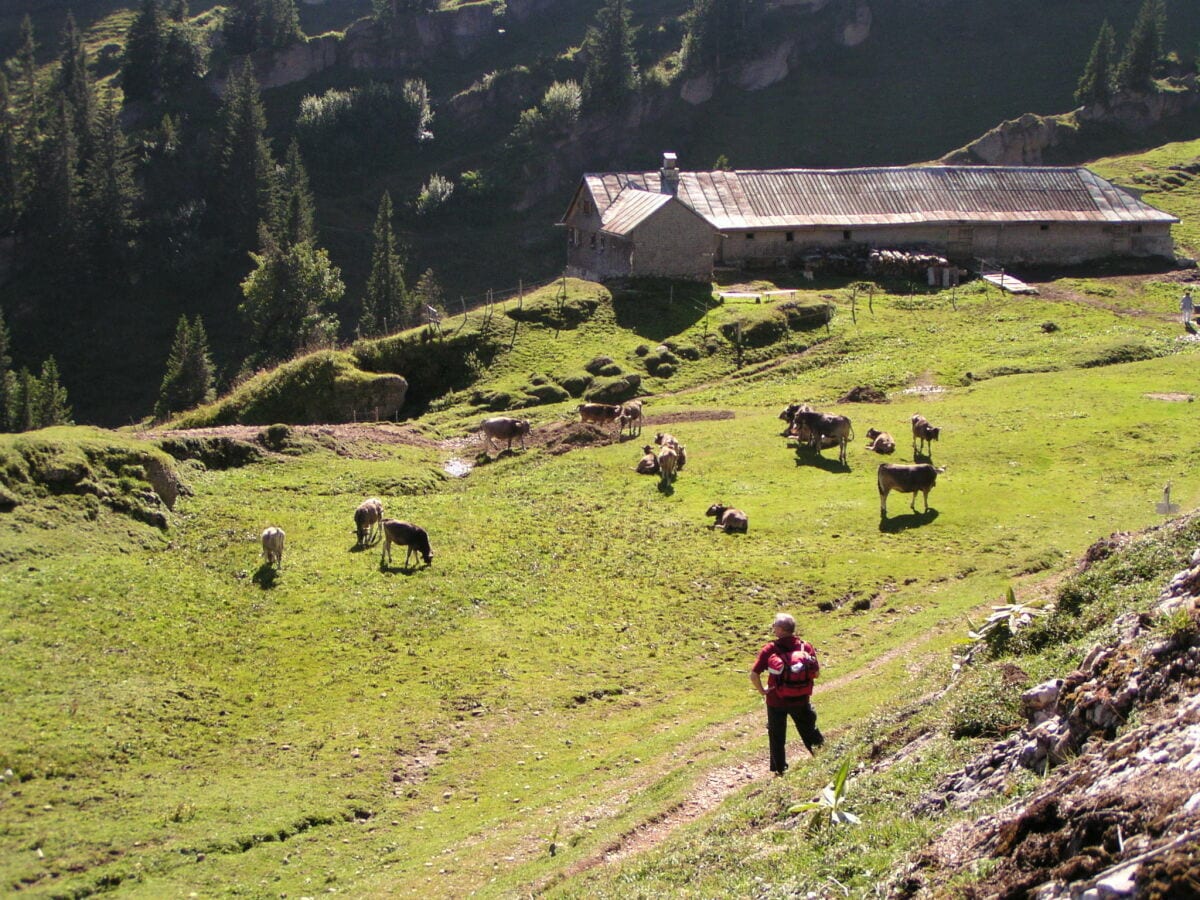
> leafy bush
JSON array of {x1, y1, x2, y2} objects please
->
[
  {"x1": 415, "y1": 174, "x2": 455, "y2": 216},
  {"x1": 296, "y1": 81, "x2": 432, "y2": 176}
]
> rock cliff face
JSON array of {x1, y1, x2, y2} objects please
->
[{"x1": 893, "y1": 520, "x2": 1200, "y2": 899}]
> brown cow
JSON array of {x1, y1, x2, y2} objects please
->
[
  {"x1": 619, "y1": 399, "x2": 644, "y2": 437},
  {"x1": 911, "y1": 414, "x2": 941, "y2": 455},
  {"x1": 706, "y1": 503, "x2": 748, "y2": 534},
  {"x1": 657, "y1": 443, "x2": 678, "y2": 487},
  {"x1": 381, "y1": 519, "x2": 433, "y2": 568},
  {"x1": 877, "y1": 463, "x2": 945, "y2": 516},
  {"x1": 791, "y1": 410, "x2": 854, "y2": 465},
  {"x1": 481, "y1": 416, "x2": 531, "y2": 452},
  {"x1": 578, "y1": 403, "x2": 623, "y2": 428},
  {"x1": 354, "y1": 497, "x2": 384, "y2": 546},
  {"x1": 864, "y1": 428, "x2": 896, "y2": 455},
  {"x1": 634, "y1": 444, "x2": 660, "y2": 475},
  {"x1": 654, "y1": 432, "x2": 687, "y2": 470}
]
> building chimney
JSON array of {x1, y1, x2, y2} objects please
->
[{"x1": 660, "y1": 152, "x2": 679, "y2": 195}]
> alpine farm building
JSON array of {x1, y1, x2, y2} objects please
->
[{"x1": 560, "y1": 154, "x2": 1178, "y2": 281}]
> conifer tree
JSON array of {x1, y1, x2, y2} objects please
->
[
  {"x1": 1076, "y1": 21, "x2": 1117, "y2": 107},
  {"x1": 155, "y1": 315, "x2": 214, "y2": 419},
  {"x1": 215, "y1": 61, "x2": 277, "y2": 253},
  {"x1": 224, "y1": 0, "x2": 302, "y2": 55},
  {"x1": 12, "y1": 368, "x2": 35, "y2": 432},
  {"x1": 24, "y1": 98, "x2": 79, "y2": 257},
  {"x1": 1117, "y1": 0, "x2": 1166, "y2": 92},
  {"x1": 681, "y1": 0, "x2": 753, "y2": 74},
  {"x1": 412, "y1": 267, "x2": 444, "y2": 322},
  {"x1": 13, "y1": 17, "x2": 39, "y2": 123},
  {"x1": 274, "y1": 138, "x2": 315, "y2": 248},
  {"x1": 581, "y1": 0, "x2": 638, "y2": 111},
  {"x1": 56, "y1": 14, "x2": 95, "y2": 158},
  {"x1": 0, "y1": 73, "x2": 19, "y2": 233},
  {"x1": 34, "y1": 356, "x2": 72, "y2": 427},
  {"x1": 123, "y1": 0, "x2": 167, "y2": 104},
  {"x1": 0, "y1": 306, "x2": 11, "y2": 431},
  {"x1": 359, "y1": 191, "x2": 408, "y2": 337},
  {"x1": 81, "y1": 91, "x2": 140, "y2": 273}
]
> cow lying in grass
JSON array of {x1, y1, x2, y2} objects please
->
[
  {"x1": 865, "y1": 428, "x2": 896, "y2": 455},
  {"x1": 877, "y1": 463, "x2": 945, "y2": 516},
  {"x1": 261, "y1": 526, "x2": 285, "y2": 568},
  {"x1": 354, "y1": 497, "x2": 384, "y2": 547},
  {"x1": 381, "y1": 519, "x2": 433, "y2": 568},
  {"x1": 706, "y1": 503, "x2": 748, "y2": 533},
  {"x1": 634, "y1": 445, "x2": 660, "y2": 475}
]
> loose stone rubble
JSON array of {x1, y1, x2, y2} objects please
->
[{"x1": 893, "y1": 541, "x2": 1200, "y2": 898}]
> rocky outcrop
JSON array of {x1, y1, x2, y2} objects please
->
[
  {"x1": 943, "y1": 78, "x2": 1200, "y2": 166},
  {"x1": 894, "y1": 535, "x2": 1200, "y2": 899}
]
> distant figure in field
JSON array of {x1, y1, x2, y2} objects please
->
[
  {"x1": 1182, "y1": 289, "x2": 1194, "y2": 325},
  {"x1": 261, "y1": 527, "x2": 285, "y2": 568},
  {"x1": 750, "y1": 613, "x2": 823, "y2": 776}
]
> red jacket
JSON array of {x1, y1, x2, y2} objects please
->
[{"x1": 753, "y1": 635, "x2": 819, "y2": 708}]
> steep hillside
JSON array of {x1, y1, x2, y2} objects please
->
[{"x1": 3, "y1": 225, "x2": 1200, "y2": 895}]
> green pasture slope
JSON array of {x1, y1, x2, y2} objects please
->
[{"x1": 3, "y1": 141, "x2": 1200, "y2": 897}]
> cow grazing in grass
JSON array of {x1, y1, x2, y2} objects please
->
[
  {"x1": 578, "y1": 403, "x2": 622, "y2": 428},
  {"x1": 261, "y1": 526, "x2": 285, "y2": 568},
  {"x1": 354, "y1": 497, "x2": 384, "y2": 547},
  {"x1": 877, "y1": 463, "x2": 945, "y2": 517},
  {"x1": 864, "y1": 428, "x2": 896, "y2": 455},
  {"x1": 619, "y1": 399, "x2": 644, "y2": 437},
  {"x1": 381, "y1": 520, "x2": 433, "y2": 568},
  {"x1": 911, "y1": 414, "x2": 941, "y2": 454},
  {"x1": 791, "y1": 410, "x2": 854, "y2": 465},
  {"x1": 706, "y1": 503, "x2": 748, "y2": 533},
  {"x1": 481, "y1": 416, "x2": 531, "y2": 453},
  {"x1": 634, "y1": 445, "x2": 660, "y2": 475},
  {"x1": 657, "y1": 443, "x2": 678, "y2": 487}
]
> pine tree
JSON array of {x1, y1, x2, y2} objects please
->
[
  {"x1": 581, "y1": 0, "x2": 638, "y2": 111},
  {"x1": 1076, "y1": 21, "x2": 1117, "y2": 107},
  {"x1": 23, "y1": 97, "x2": 79, "y2": 258},
  {"x1": 123, "y1": 0, "x2": 167, "y2": 104},
  {"x1": 56, "y1": 14, "x2": 95, "y2": 158},
  {"x1": 0, "y1": 73, "x2": 19, "y2": 233},
  {"x1": 13, "y1": 368, "x2": 35, "y2": 432},
  {"x1": 215, "y1": 61, "x2": 277, "y2": 253},
  {"x1": 681, "y1": 0, "x2": 753, "y2": 74},
  {"x1": 1117, "y1": 0, "x2": 1166, "y2": 92},
  {"x1": 359, "y1": 191, "x2": 408, "y2": 337},
  {"x1": 274, "y1": 138, "x2": 315, "y2": 248},
  {"x1": 13, "y1": 16, "x2": 39, "y2": 124},
  {"x1": 155, "y1": 315, "x2": 214, "y2": 419},
  {"x1": 0, "y1": 306, "x2": 11, "y2": 431},
  {"x1": 34, "y1": 356, "x2": 72, "y2": 427},
  {"x1": 239, "y1": 227, "x2": 344, "y2": 366},
  {"x1": 412, "y1": 267, "x2": 444, "y2": 322},
  {"x1": 224, "y1": 0, "x2": 302, "y2": 55},
  {"x1": 81, "y1": 91, "x2": 140, "y2": 273}
]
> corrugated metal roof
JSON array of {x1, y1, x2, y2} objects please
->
[
  {"x1": 581, "y1": 166, "x2": 1177, "y2": 231},
  {"x1": 597, "y1": 187, "x2": 673, "y2": 236}
]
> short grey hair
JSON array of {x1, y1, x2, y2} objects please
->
[{"x1": 773, "y1": 613, "x2": 796, "y2": 634}]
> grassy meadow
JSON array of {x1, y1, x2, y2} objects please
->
[{"x1": 4, "y1": 140, "x2": 1200, "y2": 896}]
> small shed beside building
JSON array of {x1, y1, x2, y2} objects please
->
[{"x1": 559, "y1": 155, "x2": 1178, "y2": 282}]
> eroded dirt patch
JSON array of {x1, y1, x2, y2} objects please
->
[{"x1": 1144, "y1": 392, "x2": 1195, "y2": 402}]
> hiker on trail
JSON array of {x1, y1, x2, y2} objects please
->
[
  {"x1": 1182, "y1": 290, "x2": 1194, "y2": 326},
  {"x1": 749, "y1": 613, "x2": 824, "y2": 776}
]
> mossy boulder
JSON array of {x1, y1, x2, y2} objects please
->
[
  {"x1": 558, "y1": 373, "x2": 593, "y2": 398},
  {"x1": 586, "y1": 374, "x2": 642, "y2": 404}
]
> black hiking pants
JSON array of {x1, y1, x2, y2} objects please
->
[{"x1": 767, "y1": 701, "x2": 823, "y2": 774}]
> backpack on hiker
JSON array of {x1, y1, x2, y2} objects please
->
[{"x1": 767, "y1": 641, "x2": 819, "y2": 700}]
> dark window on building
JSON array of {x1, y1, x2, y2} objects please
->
[
  {"x1": 599, "y1": 235, "x2": 606, "y2": 252},
  {"x1": 589, "y1": 233, "x2": 596, "y2": 249},
  {"x1": 1040, "y1": 224, "x2": 1050, "y2": 231},
  {"x1": 842, "y1": 230, "x2": 851, "y2": 241},
  {"x1": 745, "y1": 233, "x2": 755, "y2": 240},
  {"x1": 582, "y1": 199, "x2": 592, "y2": 215},
  {"x1": 1135, "y1": 225, "x2": 1144, "y2": 233},
  {"x1": 785, "y1": 232, "x2": 794, "y2": 242}
]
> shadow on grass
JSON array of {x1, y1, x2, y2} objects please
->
[
  {"x1": 878, "y1": 509, "x2": 939, "y2": 532},
  {"x1": 657, "y1": 478, "x2": 676, "y2": 496},
  {"x1": 793, "y1": 448, "x2": 851, "y2": 474},
  {"x1": 610, "y1": 280, "x2": 716, "y2": 342},
  {"x1": 252, "y1": 565, "x2": 280, "y2": 588},
  {"x1": 914, "y1": 450, "x2": 936, "y2": 464},
  {"x1": 379, "y1": 562, "x2": 427, "y2": 576}
]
